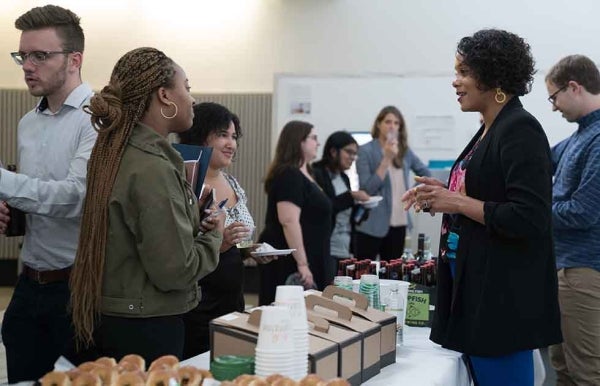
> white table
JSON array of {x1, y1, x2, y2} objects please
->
[
  {"x1": 182, "y1": 325, "x2": 547, "y2": 386},
  {"x1": 362, "y1": 326, "x2": 470, "y2": 386},
  {"x1": 182, "y1": 326, "x2": 470, "y2": 386}
]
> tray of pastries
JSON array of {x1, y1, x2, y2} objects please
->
[{"x1": 38, "y1": 355, "x2": 350, "y2": 386}]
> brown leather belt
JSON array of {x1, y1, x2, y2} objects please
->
[{"x1": 22, "y1": 265, "x2": 71, "y2": 284}]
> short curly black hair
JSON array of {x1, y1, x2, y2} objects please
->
[
  {"x1": 457, "y1": 29, "x2": 535, "y2": 96},
  {"x1": 178, "y1": 102, "x2": 242, "y2": 146}
]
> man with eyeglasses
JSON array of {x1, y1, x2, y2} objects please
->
[
  {"x1": 545, "y1": 54, "x2": 600, "y2": 386},
  {"x1": 0, "y1": 4, "x2": 96, "y2": 382}
]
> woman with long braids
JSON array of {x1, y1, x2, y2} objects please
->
[{"x1": 69, "y1": 47, "x2": 222, "y2": 362}]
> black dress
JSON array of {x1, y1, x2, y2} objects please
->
[{"x1": 258, "y1": 167, "x2": 332, "y2": 305}]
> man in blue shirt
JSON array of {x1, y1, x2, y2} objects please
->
[
  {"x1": 0, "y1": 5, "x2": 96, "y2": 382},
  {"x1": 546, "y1": 54, "x2": 600, "y2": 386}
]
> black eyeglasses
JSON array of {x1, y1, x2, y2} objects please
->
[
  {"x1": 547, "y1": 85, "x2": 568, "y2": 105},
  {"x1": 10, "y1": 51, "x2": 73, "y2": 66}
]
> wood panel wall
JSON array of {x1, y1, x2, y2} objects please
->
[{"x1": 0, "y1": 89, "x2": 272, "y2": 259}]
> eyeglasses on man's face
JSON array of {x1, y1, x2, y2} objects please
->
[
  {"x1": 10, "y1": 50, "x2": 72, "y2": 66},
  {"x1": 547, "y1": 85, "x2": 568, "y2": 105}
]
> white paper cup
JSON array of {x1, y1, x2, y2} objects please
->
[
  {"x1": 275, "y1": 285, "x2": 304, "y2": 301},
  {"x1": 333, "y1": 276, "x2": 353, "y2": 290},
  {"x1": 256, "y1": 306, "x2": 294, "y2": 351},
  {"x1": 275, "y1": 285, "x2": 307, "y2": 327}
]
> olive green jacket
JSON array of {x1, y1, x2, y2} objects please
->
[{"x1": 101, "y1": 123, "x2": 221, "y2": 318}]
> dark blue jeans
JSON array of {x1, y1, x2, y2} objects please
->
[{"x1": 1, "y1": 274, "x2": 73, "y2": 383}]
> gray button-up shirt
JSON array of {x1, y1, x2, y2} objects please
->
[{"x1": 0, "y1": 83, "x2": 96, "y2": 270}]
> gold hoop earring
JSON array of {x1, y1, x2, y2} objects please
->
[
  {"x1": 160, "y1": 101, "x2": 178, "y2": 119},
  {"x1": 495, "y1": 88, "x2": 507, "y2": 104}
]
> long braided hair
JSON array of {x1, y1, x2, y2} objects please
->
[{"x1": 70, "y1": 47, "x2": 176, "y2": 348}]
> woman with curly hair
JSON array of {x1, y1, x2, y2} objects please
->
[
  {"x1": 69, "y1": 47, "x2": 222, "y2": 362},
  {"x1": 402, "y1": 29, "x2": 562, "y2": 385}
]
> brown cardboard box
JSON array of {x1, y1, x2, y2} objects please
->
[
  {"x1": 307, "y1": 314, "x2": 362, "y2": 386},
  {"x1": 305, "y1": 294, "x2": 381, "y2": 382},
  {"x1": 209, "y1": 310, "x2": 338, "y2": 380},
  {"x1": 322, "y1": 285, "x2": 397, "y2": 367}
]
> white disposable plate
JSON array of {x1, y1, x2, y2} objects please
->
[
  {"x1": 359, "y1": 195, "x2": 383, "y2": 208},
  {"x1": 251, "y1": 248, "x2": 296, "y2": 257},
  {"x1": 360, "y1": 195, "x2": 383, "y2": 204}
]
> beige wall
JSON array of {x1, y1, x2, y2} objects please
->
[
  {"x1": 0, "y1": 0, "x2": 281, "y2": 92},
  {"x1": 4, "y1": 0, "x2": 600, "y2": 95}
]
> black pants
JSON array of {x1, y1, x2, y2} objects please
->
[
  {"x1": 1, "y1": 275, "x2": 73, "y2": 383},
  {"x1": 258, "y1": 256, "x2": 297, "y2": 306},
  {"x1": 354, "y1": 226, "x2": 406, "y2": 261},
  {"x1": 93, "y1": 314, "x2": 185, "y2": 364},
  {"x1": 183, "y1": 247, "x2": 245, "y2": 359}
]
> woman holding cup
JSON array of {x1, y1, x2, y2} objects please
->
[
  {"x1": 178, "y1": 102, "x2": 257, "y2": 357},
  {"x1": 355, "y1": 106, "x2": 430, "y2": 260},
  {"x1": 403, "y1": 29, "x2": 561, "y2": 385}
]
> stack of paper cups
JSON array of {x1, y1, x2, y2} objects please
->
[
  {"x1": 254, "y1": 305, "x2": 295, "y2": 378},
  {"x1": 275, "y1": 285, "x2": 309, "y2": 380}
]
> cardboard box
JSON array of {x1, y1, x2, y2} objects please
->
[
  {"x1": 305, "y1": 294, "x2": 381, "y2": 382},
  {"x1": 209, "y1": 310, "x2": 338, "y2": 380},
  {"x1": 322, "y1": 285, "x2": 397, "y2": 367},
  {"x1": 307, "y1": 313, "x2": 362, "y2": 386}
]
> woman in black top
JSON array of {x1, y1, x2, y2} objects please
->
[
  {"x1": 312, "y1": 131, "x2": 369, "y2": 284},
  {"x1": 258, "y1": 121, "x2": 332, "y2": 305}
]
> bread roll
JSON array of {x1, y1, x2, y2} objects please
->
[
  {"x1": 271, "y1": 376, "x2": 298, "y2": 386},
  {"x1": 177, "y1": 366, "x2": 203, "y2": 386},
  {"x1": 119, "y1": 354, "x2": 146, "y2": 372},
  {"x1": 78, "y1": 361, "x2": 101, "y2": 373},
  {"x1": 146, "y1": 369, "x2": 179, "y2": 386},
  {"x1": 299, "y1": 374, "x2": 325, "y2": 386},
  {"x1": 95, "y1": 357, "x2": 118, "y2": 368},
  {"x1": 325, "y1": 378, "x2": 350, "y2": 386},
  {"x1": 148, "y1": 355, "x2": 180, "y2": 371},
  {"x1": 115, "y1": 371, "x2": 145, "y2": 386},
  {"x1": 90, "y1": 365, "x2": 118, "y2": 385},
  {"x1": 72, "y1": 372, "x2": 102, "y2": 386},
  {"x1": 40, "y1": 371, "x2": 71, "y2": 386}
]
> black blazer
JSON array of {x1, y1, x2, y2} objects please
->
[
  {"x1": 430, "y1": 97, "x2": 562, "y2": 356},
  {"x1": 312, "y1": 162, "x2": 356, "y2": 232}
]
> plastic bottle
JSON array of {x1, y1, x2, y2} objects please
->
[
  {"x1": 401, "y1": 247, "x2": 414, "y2": 263},
  {"x1": 386, "y1": 283, "x2": 404, "y2": 346},
  {"x1": 424, "y1": 235, "x2": 432, "y2": 261},
  {"x1": 417, "y1": 233, "x2": 425, "y2": 263}
]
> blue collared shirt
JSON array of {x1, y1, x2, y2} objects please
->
[
  {"x1": 552, "y1": 108, "x2": 600, "y2": 271},
  {"x1": 0, "y1": 83, "x2": 97, "y2": 270}
]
